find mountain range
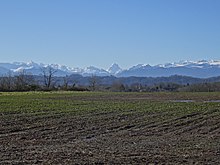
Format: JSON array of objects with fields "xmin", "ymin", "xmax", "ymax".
[{"xmin": 1, "ymin": 60, "xmax": 220, "ymax": 78}]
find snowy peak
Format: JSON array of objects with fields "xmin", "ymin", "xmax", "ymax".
[
  {"xmin": 128, "ymin": 64, "xmax": 151, "ymax": 70},
  {"xmin": 127, "ymin": 60, "xmax": 220, "ymax": 70},
  {"xmin": 108, "ymin": 63, "xmax": 122, "ymax": 75},
  {"xmin": 82, "ymin": 66, "xmax": 110, "ymax": 76},
  {"xmin": 156, "ymin": 60, "xmax": 220, "ymax": 68}
]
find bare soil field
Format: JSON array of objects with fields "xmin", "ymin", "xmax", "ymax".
[{"xmin": 0, "ymin": 92, "xmax": 220, "ymax": 164}]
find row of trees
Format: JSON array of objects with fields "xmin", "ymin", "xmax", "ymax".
[
  {"xmin": 1, "ymin": 67, "xmax": 220, "ymax": 92},
  {"xmin": 0, "ymin": 66, "xmax": 100, "ymax": 91},
  {"xmin": 0, "ymin": 71, "xmax": 34, "ymax": 91},
  {"xmin": 0, "ymin": 67, "xmax": 57, "ymax": 91}
]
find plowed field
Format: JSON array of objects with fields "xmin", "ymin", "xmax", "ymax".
[{"xmin": 0, "ymin": 92, "xmax": 220, "ymax": 164}]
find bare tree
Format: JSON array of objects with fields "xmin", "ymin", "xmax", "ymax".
[
  {"xmin": 14, "ymin": 70, "xmax": 35, "ymax": 91},
  {"xmin": 89, "ymin": 75, "xmax": 100, "ymax": 91},
  {"xmin": 62, "ymin": 75, "xmax": 69, "ymax": 90},
  {"xmin": 111, "ymin": 81, "xmax": 125, "ymax": 92},
  {"xmin": 0, "ymin": 71, "xmax": 14, "ymax": 91},
  {"xmin": 14, "ymin": 70, "xmax": 25, "ymax": 91},
  {"xmin": 41, "ymin": 66, "xmax": 57, "ymax": 89}
]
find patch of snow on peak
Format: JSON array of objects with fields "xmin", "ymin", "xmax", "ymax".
[
  {"xmin": 129, "ymin": 64, "xmax": 151, "ymax": 70},
  {"xmin": 108, "ymin": 63, "xmax": 122, "ymax": 75},
  {"xmin": 83, "ymin": 66, "xmax": 110, "ymax": 76}
]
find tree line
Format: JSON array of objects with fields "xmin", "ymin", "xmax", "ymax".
[
  {"xmin": 0, "ymin": 66, "xmax": 57, "ymax": 91},
  {"xmin": 1, "ymin": 67, "xmax": 220, "ymax": 92}
]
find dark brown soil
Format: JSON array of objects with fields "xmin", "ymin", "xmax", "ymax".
[{"xmin": 1, "ymin": 93, "xmax": 220, "ymax": 164}]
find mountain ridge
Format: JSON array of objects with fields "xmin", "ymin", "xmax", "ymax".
[{"xmin": 0, "ymin": 60, "xmax": 220, "ymax": 78}]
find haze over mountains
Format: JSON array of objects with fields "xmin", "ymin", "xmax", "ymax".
[{"xmin": 1, "ymin": 60, "xmax": 220, "ymax": 78}]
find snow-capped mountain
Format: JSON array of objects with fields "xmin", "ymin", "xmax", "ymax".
[
  {"xmin": 82, "ymin": 66, "xmax": 110, "ymax": 77},
  {"xmin": 0, "ymin": 60, "xmax": 220, "ymax": 78},
  {"xmin": 108, "ymin": 63, "xmax": 122, "ymax": 75},
  {"xmin": 0, "ymin": 61, "xmax": 113, "ymax": 77},
  {"xmin": 118, "ymin": 60, "xmax": 220, "ymax": 78}
]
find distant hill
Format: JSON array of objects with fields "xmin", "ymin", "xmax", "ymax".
[{"xmin": 43, "ymin": 74, "xmax": 220, "ymax": 87}]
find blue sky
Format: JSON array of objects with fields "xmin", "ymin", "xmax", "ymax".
[{"xmin": 0, "ymin": 0, "xmax": 220, "ymax": 69}]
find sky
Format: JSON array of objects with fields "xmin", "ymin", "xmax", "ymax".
[{"xmin": 0, "ymin": 0, "xmax": 220, "ymax": 69}]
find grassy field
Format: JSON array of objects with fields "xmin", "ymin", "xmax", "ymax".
[{"xmin": 0, "ymin": 92, "xmax": 220, "ymax": 164}]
